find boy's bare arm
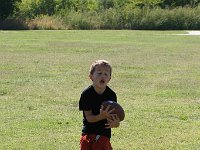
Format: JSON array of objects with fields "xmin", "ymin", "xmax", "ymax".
[
  {"xmin": 84, "ymin": 105, "xmax": 115, "ymax": 123},
  {"xmin": 84, "ymin": 110, "xmax": 105, "ymax": 122}
]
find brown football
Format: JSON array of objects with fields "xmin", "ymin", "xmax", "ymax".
[{"xmin": 102, "ymin": 101, "xmax": 125, "ymax": 121}]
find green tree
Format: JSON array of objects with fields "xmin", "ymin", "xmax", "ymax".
[
  {"xmin": 134, "ymin": 0, "xmax": 163, "ymax": 8},
  {"xmin": 29, "ymin": 0, "xmax": 56, "ymax": 16},
  {"xmin": 98, "ymin": 0, "xmax": 116, "ymax": 9},
  {"xmin": 160, "ymin": 0, "xmax": 200, "ymax": 8},
  {"xmin": 0, "ymin": 0, "xmax": 20, "ymax": 20},
  {"xmin": 17, "ymin": 0, "xmax": 56, "ymax": 18},
  {"xmin": 55, "ymin": 0, "xmax": 98, "ymax": 12}
]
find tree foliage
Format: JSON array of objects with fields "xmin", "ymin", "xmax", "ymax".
[
  {"xmin": 1, "ymin": 0, "xmax": 200, "ymax": 30},
  {"xmin": 14, "ymin": 0, "xmax": 200, "ymax": 19},
  {"xmin": 160, "ymin": 0, "xmax": 200, "ymax": 8},
  {"xmin": 0, "ymin": 0, "xmax": 20, "ymax": 20}
]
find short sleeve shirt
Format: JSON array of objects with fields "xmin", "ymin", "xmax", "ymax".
[{"xmin": 79, "ymin": 85, "xmax": 117, "ymax": 139}]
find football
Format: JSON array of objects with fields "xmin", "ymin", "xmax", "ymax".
[{"xmin": 102, "ymin": 101, "xmax": 125, "ymax": 121}]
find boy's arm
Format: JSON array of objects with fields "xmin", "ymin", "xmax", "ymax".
[
  {"xmin": 84, "ymin": 105, "xmax": 115, "ymax": 123},
  {"xmin": 84, "ymin": 110, "xmax": 105, "ymax": 123}
]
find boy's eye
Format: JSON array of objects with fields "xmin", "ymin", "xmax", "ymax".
[{"xmin": 97, "ymin": 72, "xmax": 109, "ymax": 76}]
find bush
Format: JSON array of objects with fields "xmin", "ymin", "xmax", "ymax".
[
  {"xmin": 154, "ymin": 6, "xmax": 200, "ymax": 30},
  {"xmin": 186, "ymin": 5, "xmax": 200, "ymax": 29},
  {"xmin": 100, "ymin": 8, "xmax": 120, "ymax": 29},
  {"xmin": 60, "ymin": 10, "xmax": 101, "ymax": 29},
  {"xmin": 27, "ymin": 15, "xmax": 67, "ymax": 30},
  {"xmin": 118, "ymin": 6, "xmax": 200, "ymax": 30}
]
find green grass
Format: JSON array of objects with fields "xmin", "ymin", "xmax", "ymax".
[{"xmin": 0, "ymin": 30, "xmax": 200, "ymax": 150}]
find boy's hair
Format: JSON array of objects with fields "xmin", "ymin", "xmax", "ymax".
[{"xmin": 89, "ymin": 60, "xmax": 112, "ymax": 75}]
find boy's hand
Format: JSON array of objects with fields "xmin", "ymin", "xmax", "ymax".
[
  {"xmin": 99, "ymin": 105, "xmax": 115, "ymax": 120},
  {"xmin": 105, "ymin": 114, "xmax": 120, "ymax": 128}
]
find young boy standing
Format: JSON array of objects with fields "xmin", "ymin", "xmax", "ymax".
[{"xmin": 79, "ymin": 60, "xmax": 120, "ymax": 150}]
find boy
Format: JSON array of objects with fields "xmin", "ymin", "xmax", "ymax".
[{"xmin": 79, "ymin": 60, "xmax": 120, "ymax": 150}]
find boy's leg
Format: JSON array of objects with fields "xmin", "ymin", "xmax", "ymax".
[
  {"xmin": 80, "ymin": 134, "xmax": 112, "ymax": 150},
  {"xmin": 80, "ymin": 134, "xmax": 92, "ymax": 150},
  {"xmin": 92, "ymin": 135, "xmax": 113, "ymax": 150}
]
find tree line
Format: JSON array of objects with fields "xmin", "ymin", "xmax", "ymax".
[{"xmin": 1, "ymin": 0, "xmax": 200, "ymax": 30}]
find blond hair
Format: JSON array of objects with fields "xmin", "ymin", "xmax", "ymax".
[{"xmin": 89, "ymin": 60, "xmax": 112, "ymax": 75}]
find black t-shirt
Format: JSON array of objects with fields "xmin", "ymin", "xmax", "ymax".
[{"xmin": 79, "ymin": 85, "xmax": 117, "ymax": 139}]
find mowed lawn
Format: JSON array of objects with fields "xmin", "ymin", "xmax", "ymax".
[{"xmin": 0, "ymin": 30, "xmax": 200, "ymax": 150}]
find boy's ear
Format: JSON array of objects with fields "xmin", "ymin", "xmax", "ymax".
[
  {"xmin": 108, "ymin": 76, "xmax": 111, "ymax": 81},
  {"xmin": 89, "ymin": 74, "xmax": 93, "ymax": 81}
]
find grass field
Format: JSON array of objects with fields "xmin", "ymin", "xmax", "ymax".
[{"xmin": 0, "ymin": 30, "xmax": 200, "ymax": 150}]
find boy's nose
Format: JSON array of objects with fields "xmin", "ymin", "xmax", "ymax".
[{"xmin": 101, "ymin": 74, "xmax": 106, "ymax": 78}]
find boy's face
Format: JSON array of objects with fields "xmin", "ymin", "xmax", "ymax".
[{"xmin": 90, "ymin": 65, "xmax": 111, "ymax": 91}]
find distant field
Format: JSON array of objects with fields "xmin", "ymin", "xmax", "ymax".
[{"xmin": 0, "ymin": 30, "xmax": 200, "ymax": 150}]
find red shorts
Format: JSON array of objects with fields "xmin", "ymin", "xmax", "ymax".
[{"xmin": 80, "ymin": 134, "xmax": 113, "ymax": 150}]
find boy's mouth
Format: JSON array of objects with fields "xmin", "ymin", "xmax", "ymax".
[{"xmin": 100, "ymin": 80, "xmax": 105, "ymax": 84}]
